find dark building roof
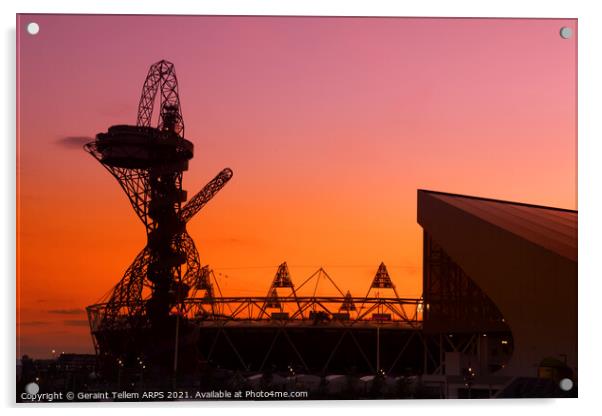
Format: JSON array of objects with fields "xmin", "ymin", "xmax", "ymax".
[
  {"xmin": 417, "ymin": 189, "xmax": 577, "ymax": 378},
  {"xmin": 419, "ymin": 190, "xmax": 577, "ymax": 262}
]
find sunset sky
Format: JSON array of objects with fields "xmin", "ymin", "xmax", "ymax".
[{"xmin": 17, "ymin": 15, "xmax": 576, "ymax": 357}]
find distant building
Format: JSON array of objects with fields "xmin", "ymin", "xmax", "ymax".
[
  {"xmin": 17, "ymin": 353, "xmax": 98, "ymax": 399},
  {"xmin": 56, "ymin": 353, "xmax": 97, "ymax": 372},
  {"xmin": 417, "ymin": 189, "xmax": 577, "ymax": 381}
]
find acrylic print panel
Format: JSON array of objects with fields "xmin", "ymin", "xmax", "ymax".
[{"xmin": 16, "ymin": 14, "xmax": 577, "ymax": 401}]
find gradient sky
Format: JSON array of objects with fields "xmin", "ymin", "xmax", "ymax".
[{"xmin": 17, "ymin": 15, "xmax": 577, "ymax": 358}]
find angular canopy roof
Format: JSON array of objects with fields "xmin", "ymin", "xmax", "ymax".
[
  {"xmin": 421, "ymin": 190, "xmax": 577, "ymax": 262},
  {"xmin": 417, "ymin": 189, "xmax": 577, "ymax": 376}
]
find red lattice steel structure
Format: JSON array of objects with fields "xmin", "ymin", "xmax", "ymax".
[
  {"xmin": 84, "ymin": 60, "xmax": 428, "ymax": 378},
  {"xmin": 85, "ymin": 60, "xmax": 233, "ymax": 335},
  {"xmin": 87, "ymin": 263, "xmax": 425, "ymax": 375},
  {"xmin": 82, "ymin": 62, "xmax": 519, "ymax": 384},
  {"xmin": 87, "ymin": 262, "xmax": 423, "ymax": 334}
]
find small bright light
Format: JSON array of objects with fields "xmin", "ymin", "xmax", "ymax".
[
  {"xmin": 559, "ymin": 378, "xmax": 573, "ymax": 391},
  {"xmin": 501, "ymin": 340, "xmax": 508, "ymax": 345},
  {"xmin": 25, "ymin": 382, "xmax": 39, "ymax": 395},
  {"xmin": 559, "ymin": 27, "xmax": 573, "ymax": 40},
  {"xmin": 26, "ymin": 22, "xmax": 40, "ymax": 35}
]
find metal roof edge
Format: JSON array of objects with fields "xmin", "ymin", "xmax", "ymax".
[{"xmin": 417, "ymin": 189, "xmax": 577, "ymax": 214}]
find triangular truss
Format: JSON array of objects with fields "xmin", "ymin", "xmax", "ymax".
[
  {"xmin": 294, "ymin": 267, "xmax": 345, "ymax": 297},
  {"xmin": 340, "ymin": 290, "xmax": 357, "ymax": 312},
  {"xmin": 285, "ymin": 266, "xmax": 349, "ymax": 318},
  {"xmin": 356, "ymin": 262, "xmax": 411, "ymax": 322},
  {"xmin": 195, "ymin": 265, "xmax": 212, "ymax": 291},
  {"xmin": 371, "ymin": 262, "xmax": 395, "ymax": 289},
  {"xmin": 272, "ymin": 262, "xmax": 294, "ymax": 288},
  {"xmin": 188, "ymin": 265, "xmax": 231, "ymax": 317},
  {"xmin": 266, "ymin": 288, "xmax": 282, "ymax": 309},
  {"xmin": 260, "ymin": 262, "xmax": 302, "ymax": 318}
]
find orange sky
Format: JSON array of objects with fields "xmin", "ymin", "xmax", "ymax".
[{"xmin": 17, "ymin": 15, "xmax": 576, "ymax": 357}]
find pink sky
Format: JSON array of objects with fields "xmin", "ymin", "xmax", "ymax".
[{"xmin": 17, "ymin": 15, "xmax": 576, "ymax": 357}]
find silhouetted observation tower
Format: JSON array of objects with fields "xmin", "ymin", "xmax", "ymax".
[{"xmin": 85, "ymin": 60, "xmax": 233, "ymax": 342}]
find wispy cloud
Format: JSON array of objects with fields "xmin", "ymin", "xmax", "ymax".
[
  {"xmin": 21, "ymin": 321, "xmax": 48, "ymax": 326},
  {"xmin": 63, "ymin": 319, "xmax": 89, "ymax": 327},
  {"xmin": 48, "ymin": 308, "xmax": 85, "ymax": 315},
  {"xmin": 55, "ymin": 136, "xmax": 92, "ymax": 149}
]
